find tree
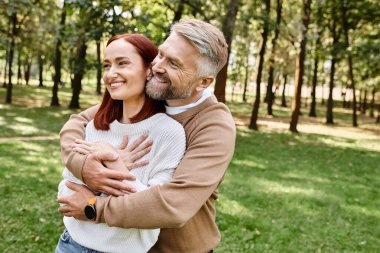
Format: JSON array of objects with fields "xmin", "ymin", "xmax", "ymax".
[
  {"xmin": 326, "ymin": 1, "xmax": 341, "ymax": 125},
  {"xmin": 5, "ymin": 11, "xmax": 17, "ymax": 104},
  {"xmin": 249, "ymin": 0, "xmax": 271, "ymax": 130},
  {"xmin": 51, "ymin": 0, "xmax": 67, "ymax": 107},
  {"xmin": 289, "ymin": 0, "xmax": 312, "ymax": 133},
  {"xmin": 214, "ymin": 0, "xmax": 242, "ymax": 103},
  {"xmin": 266, "ymin": 0, "xmax": 282, "ymax": 116},
  {"xmin": 340, "ymin": 0, "xmax": 357, "ymax": 127},
  {"xmin": 308, "ymin": 2, "xmax": 324, "ymax": 117}
]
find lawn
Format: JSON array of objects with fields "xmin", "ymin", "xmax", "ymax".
[{"xmin": 0, "ymin": 84, "xmax": 379, "ymax": 252}]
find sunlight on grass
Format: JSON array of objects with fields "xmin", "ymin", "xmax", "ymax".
[
  {"xmin": 218, "ymin": 196, "xmax": 253, "ymax": 218},
  {"xmin": 341, "ymin": 203, "xmax": 380, "ymax": 219},
  {"xmin": 231, "ymin": 159, "xmax": 267, "ymax": 170},
  {"xmin": 8, "ymin": 124, "xmax": 40, "ymax": 135},
  {"xmin": 254, "ymin": 177, "xmax": 326, "ymax": 197},
  {"xmin": 14, "ymin": 116, "xmax": 34, "ymax": 123}
]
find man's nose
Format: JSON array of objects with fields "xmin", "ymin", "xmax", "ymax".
[{"xmin": 152, "ymin": 57, "xmax": 165, "ymax": 73}]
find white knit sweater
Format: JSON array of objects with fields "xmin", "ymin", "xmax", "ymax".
[{"xmin": 58, "ymin": 113, "xmax": 186, "ymax": 253}]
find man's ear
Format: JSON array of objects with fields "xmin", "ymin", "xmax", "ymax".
[{"xmin": 195, "ymin": 76, "xmax": 214, "ymax": 92}]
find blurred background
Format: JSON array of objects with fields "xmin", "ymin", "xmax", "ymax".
[{"xmin": 0, "ymin": 0, "xmax": 379, "ymax": 252}]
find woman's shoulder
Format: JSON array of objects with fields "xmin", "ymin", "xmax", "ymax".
[
  {"xmin": 150, "ymin": 113, "xmax": 185, "ymax": 137},
  {"xmin": 153, "ymin": 113, "xmax": 183, "ymax": 128}
]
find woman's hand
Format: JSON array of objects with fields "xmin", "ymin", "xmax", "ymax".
[
  {"xmin": 71, "ymin": 133, "xmax": 153, "ymax": 170},
  {"xmin": 117, "ymin": 134, "xmax": 153, "ymax": 170}
]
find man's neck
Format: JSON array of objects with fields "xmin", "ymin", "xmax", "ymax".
[{"xmin": 166, "ymin": 91, "xmax": 202, "ymax": 107}]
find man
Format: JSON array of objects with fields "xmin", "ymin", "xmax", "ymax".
[{"xmin": 58, "ymin": 19, "xmax": 236, "ymax": 252}]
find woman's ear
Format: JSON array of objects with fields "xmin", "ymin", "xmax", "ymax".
[{"xmin": 195, "ymin": 76, "xmax": 214, "ymax": 92}]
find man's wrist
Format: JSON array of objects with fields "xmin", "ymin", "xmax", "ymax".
[{"xmin": 84, "ymin": 197, "xmax": 97, "ymax": 220}]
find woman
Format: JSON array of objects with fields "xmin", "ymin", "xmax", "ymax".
[{"xmin": 55, "ymin": 34, "xmax": 186, "ymax": 253}]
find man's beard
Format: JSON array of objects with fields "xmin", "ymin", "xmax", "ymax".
[{"xmin": 146, "ymin": 73, "xmax": 192, "ymax": 100}]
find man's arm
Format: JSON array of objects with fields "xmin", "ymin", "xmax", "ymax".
[
  {"xmin": 95, "ymin": 106, "xmax": 236, "ymax": 228},
  {"xmin": 60, "ymin": 105, "xmax": 99, "ymax": 180},
  {"xmin": 60, "ymin": 106, "xmax": 152, "ymax": 195}
]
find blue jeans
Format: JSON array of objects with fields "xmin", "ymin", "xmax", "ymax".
[{"xmin": 55, "ymin": 229, "xmax": 102, "ymax": 253}]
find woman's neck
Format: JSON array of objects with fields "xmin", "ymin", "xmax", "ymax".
[{"xmin": 121, "ymin": 96, "xmax": 145, "ymax": 124}]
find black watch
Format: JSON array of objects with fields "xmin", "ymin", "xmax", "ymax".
[{"xmin": 84, "ymin": 197, "xmax": 96, "ymax": 220}]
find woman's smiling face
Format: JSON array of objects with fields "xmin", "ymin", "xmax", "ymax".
[{"xmin": 103, "ymin": 39, "xmax": 149, "ymax": 102}]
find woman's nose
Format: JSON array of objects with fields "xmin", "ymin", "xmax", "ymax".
[{"xmin": 106, "ymin": 66, "xmax": 118, "ymax": 78}]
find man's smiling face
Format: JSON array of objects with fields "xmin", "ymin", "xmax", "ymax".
[{"xmin": 146, "ymin": 32, "xmax": 202, "ymax": 104}]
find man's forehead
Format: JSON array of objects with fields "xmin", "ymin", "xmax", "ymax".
[{"xmin": 159, "ymin": 33, "xmax": 198, "ymax": 56}]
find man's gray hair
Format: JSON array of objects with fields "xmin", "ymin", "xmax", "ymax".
[{"xmin": 171, "ymin": 19, "xmax": 228, "ymax": 77}]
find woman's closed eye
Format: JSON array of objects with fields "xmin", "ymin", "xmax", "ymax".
[{"xmin": 119, "ymin": 61, "xmax": 130, "ymax": 66}]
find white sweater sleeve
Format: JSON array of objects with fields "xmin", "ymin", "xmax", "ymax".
[
  {"xmin": 147, "ymin": 121, "xmax": 186, "ymax": 187},
  {"xmin": 122, "ymin": 121, "xmax": 186, "ymax": 191}
]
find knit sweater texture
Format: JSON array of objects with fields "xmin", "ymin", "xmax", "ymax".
[
  {"xmin": 60, "ymin": 95, "xmax": 236, "ymax": 253},
  {"xmin": 58, "ymin": 113, "xmax": 185, "ymax": 253}
]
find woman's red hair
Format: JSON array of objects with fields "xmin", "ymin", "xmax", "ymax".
[{"xmin": 94, "ymin": 34, "xmax": 164, "ymax": 130}]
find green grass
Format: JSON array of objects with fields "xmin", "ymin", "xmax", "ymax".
[
  {"xmin": 0, "ymin": 140, "xmax": 64, "ymax": 252},
  {"xmin": 215, "ymin": 129, "xmax": 379, "ymax": 252},
  {"xmin": 0, "ymin": 83, "xmax": 379, "ymax": 252}
]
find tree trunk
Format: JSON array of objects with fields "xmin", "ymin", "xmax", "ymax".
[
  {"xmin": 369, "ymin": 88, "xmax": 375, "ymax": 118},
  {"xmin": 38, "ymin": 50, "xmax": 43, "ymax": 87},
  {"xmin": 214, "ymin": 0, "xmax": 241, "ymax": 103},
  {"xmin": 361, "ymin": 89, "xmax": 367, "ymax": 115},
  {"xmin": 289, "ymin": 0, "xmax": 312, "ymax": 132},
  {"xmin": 249, "ymin": 0, "xmax": 271, "ymax": 130},
  {"xmin": 342, "ymin": 88, "xmax": 347, "ymax": 108},
  {"xmin": 326, "ymin": 13, "xmax": 339, "ymax": 125},
  {"xmin": 242, "ymin": 46, "xmax": 250, "ymax": 103},
  {"xmin": 69, "ymin": 37, "xmax": 87, "ymax": 109},
  {"xmin": 281, "ymin": 73, "xmax": 287, "ymax": 107},
  {"xmin": 51, "ymin": 0, "xmax": 66, "ymax": 107},
  {"xmin": 376, "ymin": 104, "xmax": 380, "ymax": 123},
  {"xmin": 340, "ymin": 0, "xmax": 357, "ymax": 127},
  {"xmin": 2, "ymin": 49, "xmax": 8, "ymax": 87},
  {"xmin": 326, "ymin": 58, "xmax": 336, "ymax": 124},
  {"xmin": 172, "ymin": 0, "xmax": 184, "ymax": 25},
  {"xmin": 267, "ymin": 0, "xmax": 283, "ymax": 116},
  {"xmin": 6, "ymin": 12, "xmax": 17, "ymax": 104},
  {"xmin": 96, "ymin": 39, "xmax": 102, "ymax": 95},
  {"xmin": 309, "ymin": 39, "xmax": 320, "ymax": 117},
  {"xmin": 17, "ymin": 51, "xmax": 22, "ymax": 85},
  {"xmin": 24, "ymin": 57, "xmax": 31, "ymax": 86}
]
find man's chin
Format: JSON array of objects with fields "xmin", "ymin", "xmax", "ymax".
[{"xmin": 146, "ymin": 81, "xmax": 170, "ymax": 100}]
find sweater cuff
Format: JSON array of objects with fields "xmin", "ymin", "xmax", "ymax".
[
  {"xmin": 95, "ymin": 196, "xmax": 109, "ymax": 224},
  {"xmin": 67, "ymin": 153, "xmax": 87, "ymax": 181}
]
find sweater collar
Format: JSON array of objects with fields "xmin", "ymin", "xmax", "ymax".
[
  {"xmin": 165, "ymin": 88, "xmax": 213, "ymax": 115},
  {"xmin": 169, "ymin": 95, "xmax": 218, "ymax": 123}
]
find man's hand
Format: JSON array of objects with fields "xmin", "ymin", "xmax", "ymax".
[
  {"xmin": 82, "ymin": 152, "xmax": 137, "ymax": 196},
  {"xmin": 57, "ymin": 182, "xmax": 95, "ymax": 220}
]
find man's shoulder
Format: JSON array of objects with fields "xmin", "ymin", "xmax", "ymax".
[{"xmin": 197, "ymin": 101, "xmax": 234, "ymax": 124}]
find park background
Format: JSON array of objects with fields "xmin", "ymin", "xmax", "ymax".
[{"xmin": 0, "ymin": 0, "xmax": 379, "ymax": 252}]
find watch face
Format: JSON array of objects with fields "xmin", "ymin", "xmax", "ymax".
[{"xmin": 84, "ymin": 205, "xmax": 96, "ymax": 220}]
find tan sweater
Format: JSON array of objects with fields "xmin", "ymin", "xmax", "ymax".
[{"xmin": 60, "ymin": 95, "xmax": 236, "ymax": 253}]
